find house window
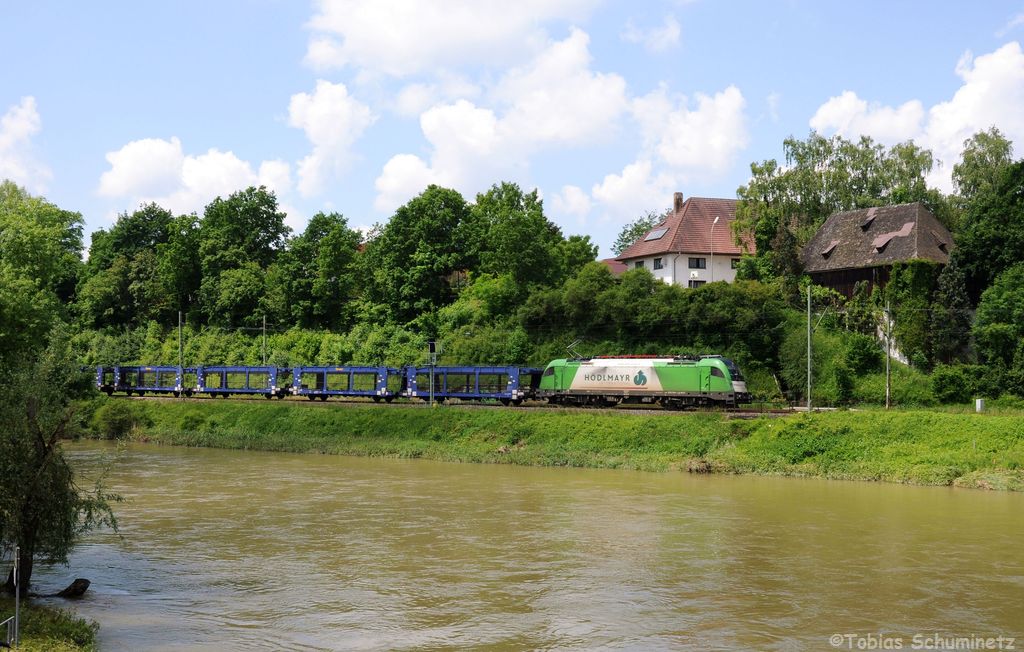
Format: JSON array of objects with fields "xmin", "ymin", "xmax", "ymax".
[
  {"xmin": 634, "ymin": 261, "xmax": 644, "ymax": 270},
  {"xmin": 688, "ymin": 257, "xmax": 706, "ymax": 269},
  {"xmin": 653, "ymin": 258, "xmax": 663, "ymax": 270},
  {"xmin": 688, "ymin": 280, "xmax": 706, "ymax": 289},
  {"xmin": 731, "ymin": 258, "xmax": 740, "ymax": 269}
]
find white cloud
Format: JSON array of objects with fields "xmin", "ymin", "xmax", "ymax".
[
  {"xmin": 633, "ymin": 84, "xmax": 749, "ymax": 173},
  {"xmin": 0, "ymin": 96, "xmax": 52, "ymax": 191},
  {"xmin": 767, "ymin": 91, "xmax": 781, "ymax": 123},
  {"xmin": 923, "ymin": 42, "xmax": 1024, "ymax": 188},
  {"xmin": 621, "ymin": 15, "xmax": 681, "ymax": 52},
  {"xmin": 373, "ymin": 100, "xmax": 509, "ymax": 211},
  {"xmin": 591, "ymin": 159, "xmax": 676, "ymax": 219},
  {"xmin": 304, "ymin": 0, "xmax": 598, "ymax": 76},
  {"xmin": 809, "ymin": 90, "xmax": 925, "ymax": 144},
  {"xmin": 996, "ymin": 13, "xmax": 1024, "ymax": 37},
  {"xmin": 807, "ymin": 42, "xmax": 1024, "ymax": 191},
  {"xmin": 288, "ymin": 80, "xmax": 376, "ymax": 197},
  {"xmin": 552, "ymin": 184, "xmax": 592, "ymax": 222},
  {"xmin": 258, "ymin": 160, "xmax": 292, "ymax": 196},
  {"xmin": 374, "ymin": 154, "xmax": 438, "ymax": 212},
  {"xmin": 98, "ymin": 136, "xmax": 185, "ymax": 198},
  {"xmin": 278, "ymin": 201, "xmax": 307, "ymax": 233},
  {"xmin": 97, "ymin": 137, "xmax": 293, "ymax": 216},
  {"xmin": 393, "ymin": 74, "xmax": 481, "ymax": 117},
  {"xmin": 374, "ymin": 29, "xmax": 628, "ymax": 212},
  {"xmin": 496, "ymin": 28, "xmax": 629, "ymax": 146}
]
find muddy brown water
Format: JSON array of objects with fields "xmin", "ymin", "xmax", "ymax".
[{"xmin": 34, "ymin": 441, "xmax": 1023, "ymax": 651}]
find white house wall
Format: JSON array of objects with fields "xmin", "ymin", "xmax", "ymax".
[{"xmin": 628, "ymin": 254, "xmax": 741, "ymax": 287}]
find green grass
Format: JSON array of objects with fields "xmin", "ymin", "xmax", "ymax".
[
  {"xmin": 0, "ymin": 597, "xmax": 98, "ymax": 652},
  {"xmin": 102, "ymin": 399, "xmax": 1024, "ymax": 490},
  {"xmin": 709, "ymin": 410, "xmax": 1024, "ymax": 487}
]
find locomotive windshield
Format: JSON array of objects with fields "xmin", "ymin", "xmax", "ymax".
[{"xmin": 722, "ymin": 359, "xmax": 745, "ymax": 381}]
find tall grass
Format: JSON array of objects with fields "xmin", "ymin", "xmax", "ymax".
[{"xmin": 103, "ymin": 399, "xmax": 1024, "ymax": 490}]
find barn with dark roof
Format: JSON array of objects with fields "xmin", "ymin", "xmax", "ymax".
[
  {"xmin": 802, "ymin": 202, "xmax": 953, "ymax": 297},
  {"xmin": 616, "ymin": 192, "xmax": 755, "ymax": 288}
]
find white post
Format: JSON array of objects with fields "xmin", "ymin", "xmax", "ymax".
[
  {"xmin": 710, "ymin": 215, "xmax": 720, "ymax": 283},
  {"xmin": 262, "ymin": 315, "xmax": 267, "ymax": 366},
  {"xmin": 885, "ymin": 301, "xmax": 891, "ymax": 410},
  {"xmin": 807, "ymin": 286, "xmax": 812, "ymax": 411}
]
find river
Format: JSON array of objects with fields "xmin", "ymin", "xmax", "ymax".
[{"xmin": 34, "ymin": 442, "xmax": 1024, "ymax": 651}]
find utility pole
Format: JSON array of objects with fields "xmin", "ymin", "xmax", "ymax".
[
  {"xmin": 14, "ymin": 545, "xmax": 20, "ymax": 647},
  {"xmin": 178, "ymin": 310, "xmax": 183, "ymax": 369},
  {"xmin": 885, "ymin": 301, "xmax": 891, "ymax": 410},
  {"xmin": 428, "ymin": 341, "xmax": 437, "ymax": 407},
  {"xmin": 262, "ymin": 314, "xmax": 267, "ymax": 366},
  {"xmin": 806, "ymin": 285, "xmax": 812, "ymax": 411}
]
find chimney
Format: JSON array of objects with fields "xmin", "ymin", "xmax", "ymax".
[{"xmin": 673, "ymin": 192, "xmax": 684, "ymax": 213}]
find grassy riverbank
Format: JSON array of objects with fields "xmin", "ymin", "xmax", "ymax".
[
  {"xmin": 0, "ymin": 598, "xmax": 98, "ymax": 652},
  {"xmin": 99, "ymin": 399, "xmax": 1024, "ymax": 490}
]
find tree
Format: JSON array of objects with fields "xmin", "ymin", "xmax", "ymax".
[
  {"xmin": 156, "ymin": 214, "xmax": 202, "ymax": 319},
  {"xmin": 79, "ymin": 204, "xmax": 180, "ymax": 329},
  {"xmin": 1, "ymin": 335, "xmax": 119, "ymax": 596},
  {"xmin": 0, "ymin": 182, "xmax": 83, "ymax": 357},
  {"xmin": 198, "ymin": 187, "xmax": 290, "ymax": 325},
  {"xmin": 951, "ymin": 161, "xmax": 1024, "ymax": 303},
  {"xmin": 361, "ymin": 185, "xmax": 474, "ymax": 324},
  {"xmin": 473, "ymin": 183, "xmax": 563, "ymax": 288},
  {"xmin": 612, "ymin": 210, "xmax": 664, "ymax": 255},
  {"xmin": 199, "ymin": 186, "xmax": 290, "ymax": 276},
  {"xmin": 0, "ymin": 181, "xmax": 84, "ymax": 309},
  {"xmin": 929, "ymin": 257, "xmax": 973, "ymax": 364},
  {"xmin": 557, "ymin": 234, "xmax": 599, "ymax": 281},
  {"xmin": 973, "ymin": 263, "xmax": 1024, "ymax": 367},
  {"xmin": 307, "ymin": 213, "xmax": 362, "ymax": 329},
  {"xmin": 953, "ymin": 127, "xmax": 1014, "ymax": 202}
]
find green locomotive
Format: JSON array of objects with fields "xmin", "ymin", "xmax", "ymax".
[{"xmin": 538, "ymin": 355, "xmax": 750, "ymax": 408}]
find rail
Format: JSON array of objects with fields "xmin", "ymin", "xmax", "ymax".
[{"xmin": 1, "ymin": 614, "xmax": 13, "ymax": 648}]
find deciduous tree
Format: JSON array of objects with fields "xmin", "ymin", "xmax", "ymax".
[{"xmin": 1, "ymin": 334, "xmax": 119, "ymax": 596}]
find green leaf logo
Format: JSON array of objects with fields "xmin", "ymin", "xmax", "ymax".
[{"xmin": 634, "ymin": 370, "xmax": 647, "ymax": 386}]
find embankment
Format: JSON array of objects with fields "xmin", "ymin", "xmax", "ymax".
[{"xmin": 105, "ymin": 399, "xmax": 1024, "ymax": 490}]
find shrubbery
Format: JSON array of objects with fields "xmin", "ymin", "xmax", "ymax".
[
  {"xmin": 931, "ymin": 364, "xmax": 986, "ymax": 404},
  {"xmin": 91, "ymin": 399, "xmax": 152, "ymax": 439}
]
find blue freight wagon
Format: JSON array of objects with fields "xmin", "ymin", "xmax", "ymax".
[
  {"xmin": 401, "ymin": 366, "xmax": 542, "ymax": 405},
  {"xmin": 196, "ymin": 366, "xmax": 289, "ymax": 398},
  {"xmin": 96, "ymin": 365, "xmax": 193, "ymax": 397},
  {"xmin": 290, "ymin": 366, "xmax": 401, "ymax": 402}
]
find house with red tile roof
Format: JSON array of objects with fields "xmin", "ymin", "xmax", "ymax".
[
  {"xmin": 599, "ymin": 258, "xmax": 628, "ymax": 276},
  {"xmin": 616, "ymin": 193, "xmax": 754, "ymax": 287}
]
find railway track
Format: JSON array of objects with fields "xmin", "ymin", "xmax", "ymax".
[{"xmin": 110, "ymin": 393, "xmax": 792, "ymax": 418}]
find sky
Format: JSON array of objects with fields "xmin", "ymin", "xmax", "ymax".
[{"xmin": 3, "ymin": 1, "xmax": 1024, "ymax": 257}]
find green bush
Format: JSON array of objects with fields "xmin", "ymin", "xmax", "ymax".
[
  {"xmin": 91, "ymin": 399, "xmax": 152, "ymax": 439},
  {"xmin": 834, "ymin": 363, "xmax": 854, "ymax": 405},
  {"xmin": 845, "ymin": 333, "xmax": 883, "ymax": 375},
  {"xmin": 931, "ymin": 364, "xmax": 984, "ymax": 404}
]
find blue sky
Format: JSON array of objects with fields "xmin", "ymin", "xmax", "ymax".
[{"xmin": 3, "ymin": 1, "xmax": 1023, "ymax": 257}]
